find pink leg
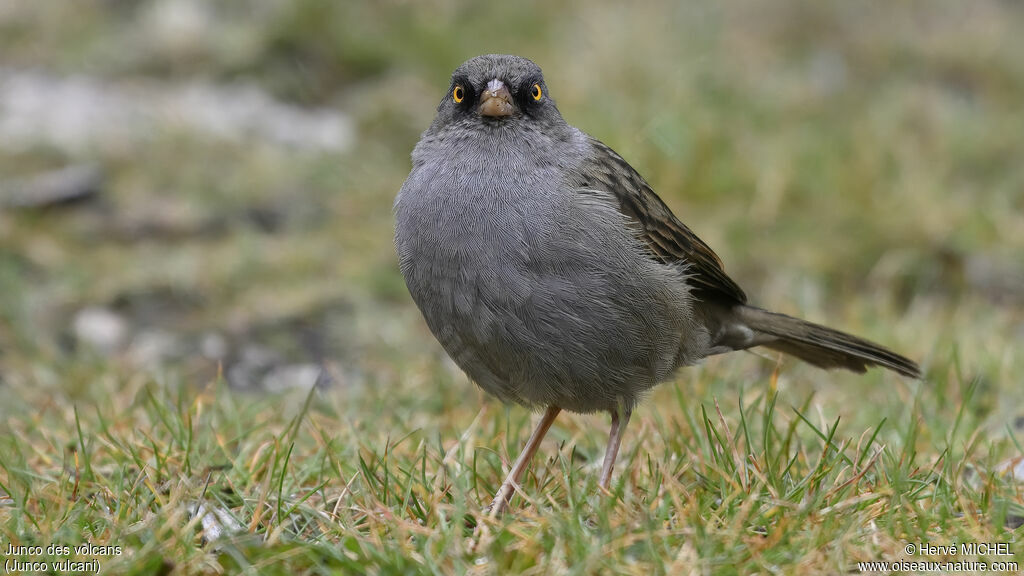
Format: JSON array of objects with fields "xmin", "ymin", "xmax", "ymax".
[
  {"xmin": 599, "ymin": 407, "xmax": 632, "ymax": 490},
  {"xmin": 487, "ymin": 406, "xmax": 561, "ymax": 516}
]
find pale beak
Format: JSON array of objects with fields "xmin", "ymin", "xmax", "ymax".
[{"xmin": 479, "ymin": 79, "xmax": 514, "ymax": 117}]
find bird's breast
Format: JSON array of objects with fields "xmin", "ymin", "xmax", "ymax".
[{"xmin": 397, "ymin": 146, "xmax": 563, "ymax": 261}]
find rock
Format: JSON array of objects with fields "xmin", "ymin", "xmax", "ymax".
[
  {"xmin": 965, "ymin": 254, "xmax": 1024, "ymax": 304},
  {"xmin": 807, "ymin": 49, "xmax": 848, "ymax": 97},
  {"xmin": 72, "ymin": 307, "xmax": 130, "ymax": 355},
  {"xmin": 141, "ymin": 0, "xmax": 213, "ymax": 59},
  {"xmin": 110, "ymin": 198, "xmax": 228, "ymax": 242},
  {"xmin": 0, "ymin": 70, "xmax": 355, "ymax": 153},
  {"xmin": 226, "ymin": 344, "xmax": 281, "ymax": 390},
  {"xmin": 200, "ymin": 332, "xmax": 229, "ymax": 360},
  {"xmin": 261, "ymin": 363, "xmax": 326, "ymax": 393},
  {"xmin": 188, "ymin": 502, "xmax": 243, "ymax": 543},
  {"xmin": 128, "ymin": 329, "xmax": 182, "ymax": 367},
  {"xmin": 111, "ymin": 286, "xmax": 204, "ymax": 327},
  {"xmin": 0, "ymin": 164, "xmax": 103, "ymax": 209},
  {"xmin": 996, "ymin": 456, "xmax": 1024, "ymax": 481}
]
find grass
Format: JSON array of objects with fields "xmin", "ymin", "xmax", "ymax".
[
  {"xmin": 2, "ymin": 350, "xmax": 1022, "ymax": 574},
  {"xmin": 1, "ymin": 0, "xmax": 1024, "ymax": 574}
]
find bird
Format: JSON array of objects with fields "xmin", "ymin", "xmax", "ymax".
[{"xmin": 393, "ymin": 54, "xmax": 920, "ymax": 516}]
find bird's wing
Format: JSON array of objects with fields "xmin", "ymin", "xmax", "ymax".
[{"xmin": 573, "ymin": 137, "xmax": 748, "ymax": 304}]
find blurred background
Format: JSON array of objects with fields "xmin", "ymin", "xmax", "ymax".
[{"xmin": 0, "ymin": 0, "xmax": 1022, "ymax": 420}]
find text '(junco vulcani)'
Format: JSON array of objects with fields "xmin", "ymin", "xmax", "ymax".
[{"xmin": 394, "ymin": 54, "xmax": 920, "ymax": 515}]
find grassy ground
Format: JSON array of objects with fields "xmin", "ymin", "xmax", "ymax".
[{"xmin": 1, "ymin": 1, "xmax": 1023, "ymax": 574}]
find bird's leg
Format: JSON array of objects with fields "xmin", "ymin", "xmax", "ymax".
[
  {"xmin": 487, "ymin": 405, "xmax": 561, "ymax": 516},
  {"xmin": 599, "ymin": 404, "xmax": 632, "ymax": 490}
]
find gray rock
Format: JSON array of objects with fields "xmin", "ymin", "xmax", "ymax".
[
  {"xmin": 128, "ymin": 329, "xmax": 182, "ymax": 367},
  {"xmin": 0, "ymin": 70, "xmax": 355, "ymax": 153},
  {"xmin": 141, "ymin": 0, "xmax": 213, "ymax": 57},
  {"xmin": 0, "ymin": 164, "xmax": 103, "ymax": 209},
  {"xmin": 996, "ymin": 456, "xmax": 1024, "ymax": 481},
  {"xmin": 72, "ymin": 307, "xmax": 130, "ymax": 355},
  {"xmin": 226, "ymin": 344, "xmax": 281, "ymax": 390},
  {"xmin": 188, "ymin": 502, "xmax": 243, "ymax": 543},
  {"xmin": 261, "ymin": 363, "xmax": 325, "ymax": 393},
  {"xmin": 200, "ymin": 332, "xmax": 229, "ymax": 360}
]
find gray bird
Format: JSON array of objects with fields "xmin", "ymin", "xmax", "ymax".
[{"xmin": 394, "ymin": 54, "xmax": 920, "ymax": 515}]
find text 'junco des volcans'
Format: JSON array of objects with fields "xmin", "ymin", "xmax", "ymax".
[{"xmin": 394, "ymin": 54, "xmax": 920, "ymax": 515}]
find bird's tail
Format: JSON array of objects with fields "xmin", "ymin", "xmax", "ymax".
[{"xmin": 736, "ymin": 306, "xmax": 921, "ymax": 379}]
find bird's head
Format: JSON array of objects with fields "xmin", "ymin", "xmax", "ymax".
[{"xmin": 427, "ymin": 54, "xmax": 566, "ymax": 135}]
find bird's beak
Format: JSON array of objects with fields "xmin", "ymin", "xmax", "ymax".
[{"xmin": 478, "ymin": 79, "xmax": 515, "ymax": 117}]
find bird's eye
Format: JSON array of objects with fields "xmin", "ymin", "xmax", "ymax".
[
  {"xmin": 531, "ymin": 83, "xmax": 543, "ymax": 101},
  {"xmin": 452, "ymin": 85, "xmax": 465, "ymax": 103}
]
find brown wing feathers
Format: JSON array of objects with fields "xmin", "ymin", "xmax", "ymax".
[{"xmin": 581, "ymin": 139, "xmax": 748, "ymax": 304}]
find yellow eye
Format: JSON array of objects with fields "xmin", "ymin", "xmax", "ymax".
[
  {"xmin": 452, "ymin": 85, "xmax": 465, "ymax": 103},
  {"xmin": 531, "ymin": 83, "xmax": 543, "ymax": 101}
]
